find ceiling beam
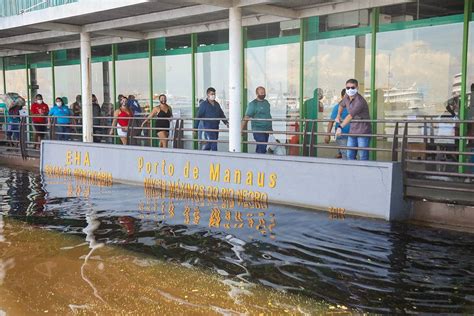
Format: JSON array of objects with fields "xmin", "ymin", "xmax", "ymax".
[
  {"xmin": 82, "ymin": 4, "xmax": 227, "ymax": 33},
  {"xmin": 0, "ymin": 49, "xmax": 39, "ymax": 57},
  {"xmin": 94, "ymin": 30, "xmax": 146, "ymax": 40},
  {"xmin": 0, "ymin": 43, "xmax": 47, "ymax": 52},
  {"xmin": 33, "ymin": 22, "xmax": 82, "ymax": 33},
  {"xmin": 0, "ymin": 31, "xmax": 73, "ymax": 45},
  {"xmin": 245, "ymin": 4, "xmax": 298, "ymax": 19}
]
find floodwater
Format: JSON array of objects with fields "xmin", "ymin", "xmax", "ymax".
[{"xmin": 0, "ymin": 167, "xmax": 473, "ymax": 314}]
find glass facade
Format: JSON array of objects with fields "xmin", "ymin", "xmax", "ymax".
[
  {"xmin": 246, "ymin": 22, "xmax": 301, "ymax": 153},
  {"xmin": 0, "ymin": 0, "xmax": 470, "ymax": 157},
  {"xmin": 116, "ymin": 41, "xmax": 150, "ymax": 112},
  {"xmin": 28, "ymin": 52, "xmax": 53, "ymax": 105},
  {"xmin": 4, "ymin": 56, "xmax": 28, "ymax": 102},
  {"xmin": 153, "ymin": 36, "xmax": 193, "ymax": 148},
  {"xmin": 91, "ymin": 45, "xmax": 113, "ymax": 109},
  {"xmin": 54, "ymin": 49, "xmax": 81, "ymax": 107},
  {"xmin": 376, "ymin": 21, "xmax": 463, "ymax": 120}
]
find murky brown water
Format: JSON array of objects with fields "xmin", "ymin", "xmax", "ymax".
[
  {"xmin": 2, "ymin": 167, "xmax": 474, "ymax": 314},
  {"xmin": 0, "ymin": 217, "xmax": 345, "ymax": 315}
]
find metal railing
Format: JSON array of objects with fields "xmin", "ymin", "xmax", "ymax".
[{"xmin": 0, "ymin": 113, "xmax": 473, "ymax": 204}]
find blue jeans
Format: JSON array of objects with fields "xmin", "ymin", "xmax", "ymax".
[
  {"xmin": 347, "ymin": 136, "xmax": 370, "ymax": 161},
  {"xmin": 253, "ymin": 132, "xmax": 269, "ymax": 154},
  {"xmin": 203, "ymin": 131, "xmax": 218, "ymax": 151},
  {"xmin": 56, "ymin": 126, "xmax": 70, "ymax": 141},
  {"xmin": 335, "ymin": 136, "xmax": 348, "ymax": 159}
]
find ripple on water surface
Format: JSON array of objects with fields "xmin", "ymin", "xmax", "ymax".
[{"xmin": 0, "ymin": 166, "xmax": 473, "ymax": 314}]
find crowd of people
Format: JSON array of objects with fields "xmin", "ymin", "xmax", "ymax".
[{"xmin": 2, "ymin": 78, "xmax": 382, "ymax": 161}]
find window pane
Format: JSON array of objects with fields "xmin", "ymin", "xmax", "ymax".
[
  {"xmin": 54, "ymin": 49, "xmax": 81, "ymax": 106},
  {"xmin": 380, "ymin": 0, "xmax": 463, "ymax": 21},
  {"xmin": 376, "ymin": 23, "xmax": 462, "ymax": 119},
  {"xmin": 29, "ymin": 52, "xmax": 53, "ymax": 105},
  {"xmin": 54, "ymin": 64, "xmax": 80, "ymax": 107},
  {"xmin": 152, "ymin": 53, "xmax": 192, "ymax": 148},
  {"xmin": 116, "ymin": 41, "xmax": 150, "ymax": 111},
  {"xmin": 303, "ymin": 34, "xmax": 371, "ymax": 157},
  {"xmin": 91, "ymin": 45, "xmax": 113, "ymax": 115},
  {"xmin": 245, "ymin": 42, "xmax": 300, "ymax": 150},
  {"xmin": 4, "ymin": 56, "xmax": 27, "ymax": 102}
]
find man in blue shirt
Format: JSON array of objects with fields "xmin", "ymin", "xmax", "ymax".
[
  {"xmin": 325, "ymin": 89, "xmax": 349, "ymax": 159},
  {"xmin": 194, "ymin": 87, "xmax": 228, "ymax": 151}
]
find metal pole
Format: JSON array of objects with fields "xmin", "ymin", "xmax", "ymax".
[
  {"xmin": 2, "ymin": 57, "xmax": 6, "ymax": 94},
  {"xmin": 51, "ymin": 51, "xmax": 55, "ymax": 105},
  {"xmin": 191, "ymin": 33, "xmax": 198, "ymax": 150},
  {"xmin": 370, "ymin": 7, "xmax": 379, "ymax": 161},
  {"xmin": 80, "ymin": 32, "xmax": 93, "ymax": 143},
  {"xmin": 459, "ymin": 0, "xmax": 472, "ymax": 173},
  {"xmin": 299, "ymin": 18, "xmax": 305, "ymax": 156},
  {"xmin": 229, "ymin": 6, "xmax": 243, "ymax": 152}
]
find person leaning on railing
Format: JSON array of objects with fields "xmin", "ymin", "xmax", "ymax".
[
  {"xmin": 335, "ymin": 79, "xmax": 372, "ymax": 161},
  {"xmin": 6, "ymin": 102, "xmax": 21, "ymax": 146},
  {"xmin": 49, "ymin": 97, "xmax": 73, "ymax": 141},
  {"xmin": 325, "ymin": 88, "xmax": 349, "ymax": 159}
]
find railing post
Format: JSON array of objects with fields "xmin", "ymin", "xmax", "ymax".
[
  {"xmin": 401, "ymin": 122, "xmax": 409, "ymax": 198},
  {"xmin": 391, "ymin": 122, "xmax": 399, "ymax": 162},
  {"xmin": 19, "ymin": 116, "xmax": 27, "ymax": 160},
  {"xmin": 309, "ymin": 120, "xmax": 316, "ymax": 157},
  {"xmin": 173, "ymin": 118, "xmax": 179, "ymax": 149},
  {"xmin": 302, "ymin": 119, "xmax": 309, "ymax": 156}
]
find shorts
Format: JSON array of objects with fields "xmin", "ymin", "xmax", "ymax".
[
  {"xmin": 33, "ymin": 124, "xmax": 47, "ymax": 133},
  {"xmin": 117, "ymin": 124, "xmax": 128, "ymax": 137}
]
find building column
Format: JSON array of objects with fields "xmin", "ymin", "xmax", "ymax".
[
  {"xmin": 229, "ymin": 7, "xmax": 243, "ymax": 152},
  {"xmin": 80, "ymin": 32, "xmax": 93, "ymax": 143}
]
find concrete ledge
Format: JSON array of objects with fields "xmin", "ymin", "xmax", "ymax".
[
  {"xmin": 410, "ymin": 200, "xmax": 474, "ymax": 232},
  {"xmin": 0, "ymin": 152, "xmax": 40, "ymax": 170},
  {"xmin": 40, "ymin": 140, "xmax": 408, "ymax": 221}
]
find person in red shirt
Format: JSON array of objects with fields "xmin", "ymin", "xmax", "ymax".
[{"xmin": 30, "ymin": 94, "xmax": 49, "ymax": 149}]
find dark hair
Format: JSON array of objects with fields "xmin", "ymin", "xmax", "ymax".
[
  {"xmin": 346, "ymin": 79, "xmax": 358, "ymax": 86},
  {"xmin": 207, "ymin": 87, "xmax": 216, "ymax": 94},
  {"xmin": 341, "ymin": 88, "xmax": 346, "ymax": 98},
  {"xmin": 55, "ymin": 97, "xmax": 63, "ymax": 104},
  {"xmin": 158, "ymin": 94, "xmax": 166, "ymax": 99},
  {"xmin": 35, "ymin": 94, "xmax": 43, "ymax": 99}
]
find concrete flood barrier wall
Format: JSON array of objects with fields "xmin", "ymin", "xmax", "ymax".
[{"xmin": 40, "ymin": 141, "xmax": 408, "ymax": 221}]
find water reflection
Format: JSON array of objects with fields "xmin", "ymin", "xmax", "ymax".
[{"xmin": 1, "ymin": 166, "xmax": 474, "ymax": 313}]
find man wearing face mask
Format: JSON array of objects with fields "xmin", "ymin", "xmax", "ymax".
[
  {"xmin": 335, "ymin": 79, "xmax": 371, "ymax": 161},
  {"xmin": 30, "ymin": 94, "xmax": 49, "ymax": 149},
  {"xmin": 241, "ymin": 86, "xmax": 273, "ymax": 154},
  {"xmin": 194, "ymin": 87, "xmax": 228, "ymax": 151}
]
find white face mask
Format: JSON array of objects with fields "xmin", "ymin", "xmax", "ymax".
[
  {"xmin": 346, "ymin": 88, "xmax": 358, "ymax": 97},
  {"xmin": 208, "ymin": 95, "xmax": 216, "ymax": 101},
  {"xmin": 56, "ymin": 102, "xmax": 62, "ymax": 106},
  {"xmin": 37, "ymin": 100, "xmax": 43, "ymax": 104}
]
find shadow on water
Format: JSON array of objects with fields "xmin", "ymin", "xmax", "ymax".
[{"xmin": 1, "ymin": 166, "xmax": 474, "ymax": 314}]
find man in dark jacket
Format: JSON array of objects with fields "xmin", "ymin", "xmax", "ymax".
[
  {"xmin": 194, "ymin": 87, "xmax": 228, "ymax": 151},
  {"xmin": 92, "ymin": 94, "xmax": 102, "ymax": 143}
]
